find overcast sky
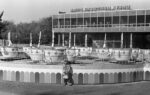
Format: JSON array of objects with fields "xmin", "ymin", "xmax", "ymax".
[{"xmin": 0, "ymin": 0, "xmax": 150, "ymax": 24}]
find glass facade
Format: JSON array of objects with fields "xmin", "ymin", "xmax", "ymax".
[{"xmin": 53, "ymin": 9, "xmax": 150, "ymax": 32}]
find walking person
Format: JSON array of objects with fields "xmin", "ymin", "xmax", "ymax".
[{"xmin": 62, "ymin": 61, "xmax": 73, "ymax": 86}]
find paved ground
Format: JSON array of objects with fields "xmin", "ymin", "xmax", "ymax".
[{"xmin": 0, "ymin": 81, "xmax": 150, "ymax": 95}]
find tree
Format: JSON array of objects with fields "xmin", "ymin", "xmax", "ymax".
[
  {"xmin": 0, "ymin": 15, "xmax": 52, "ymax": 45},
  {"xmin": 39, "ymin": 17, "xmax": 52, "ymax": 45},
  {"xmin": 0, "ymin": 11, "xmax": 8, "ymax": 39}
]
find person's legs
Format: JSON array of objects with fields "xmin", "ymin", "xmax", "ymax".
[
  {"xmin": 64, "ymin": 79, "xmax": 67, "ymax": 86},
  {"xmin": 68, "ymin": 73, "xmax": 73, "ymax": 86}
]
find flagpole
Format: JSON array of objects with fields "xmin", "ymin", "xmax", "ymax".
[
  {"xmin": 29, "ymin": 32, "xmax": 32, "ymax": 47},
  {"xmin": 130, "ymin": 33, "xmax": 132, "ymax": 48},
  {"xmin": 103, "ymin": 33, "xmax": 107, "ymax": 48},
  {"xmin": 69, "ymin": 31, "xmax": 71, "ymax": 48},
  {"xmin": 37, "ymin": 31, "xmax": 41, "ymax": 48},
  {"xmin": 8, "ymin": 31, "xmax": 12, "ymax": 46},
  {"xmin": 52, "ymin": 30, "xmax": 54, "ymax": 47},
  {"xmin": 121, "ymin": 32, "xmax": 123, "ymax": 48}
]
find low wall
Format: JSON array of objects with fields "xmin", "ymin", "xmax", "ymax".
[
  {"xmin": 0, "ymin": 61, "xmax": 146, "ymax": 85},
  {"xmin": 143, "ymin": 64, "xmax": 150, "ymax": 81}
]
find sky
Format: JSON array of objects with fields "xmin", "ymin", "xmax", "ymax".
[{"xmin": 0, "ymin": 0, "xmax": 150, "ymax": 24}]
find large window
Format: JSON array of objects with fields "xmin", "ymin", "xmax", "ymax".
[
  {"xmin": 113, "ymin": 16, "xmax": 119, "ymax": 27},
  {"xmin": 120, "ymin": 16, "xmax": 127, "ymax": 24},
  {"xmin": 146, "ymin": 15, "xmax": 150, "ymax": 26},
  {"xmin": 120, "ymin": 16, "xmax": 128, "ymax": 27},
  {"xmin": 53, "ymin": 19, "xmax": 59, "ymax": 28},
  {"xmin": 59, "ymin": 19, "xmax": 64, "ymax": 28},
  {"xmin": 91, "ymin": 17, "xmax": 97, "ymax": 27},
  {"xmin": 129, "ymin": 16, "xmax": 136, "ymax": 26},
  {"xmin": 77, "ymin": 14, "xmax": 83, "ymax": 27},
  {"xmin": 65, "ymin": 18, "xmax": 70, "ymax": 28},
  {"xmin": 77, "ymin": 18, "xmax": 83, "ymax": 27},
  {"xmin": 84, "ymin": 18, "xmax": 90, "ymax": 27},
  {"xmin": 98, "ymin": 17, "xmax": 104, "ymax": 27},
  {"xmin": 137, "ymin": 15, "xmax": 145, "ymax": 26},
  {"xmin": 71, "ymin": 18, "xmax": 76, "ymax": 27},
  {"xmin": 105, "ymin": 17, "xmax": 112, "ymax": 27}
]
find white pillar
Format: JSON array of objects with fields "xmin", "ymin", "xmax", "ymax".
[
  {"xmin": 74, "ymin": 34, "xmax": 76, "ymax": 47},
  {"xmin": 52, "ymin": 30, "xmax": 54, "ymax": 47},
  {"xmin": 103, "ymin": 33, "xmax": 107, "ymax": 48},
  {"xmin": 121, "ymin": 32, "xmax": 123, "ymax": 48},
  {"xmin": 69, "ymin": 32, "xmax": 71, "ymax": 48},
  {"xmin": 62, "ymin": 34, "xmax": 64, "ymax": 46},
  {"xmin": 85, "ymin": 34, "xmax": 87, "ymax": 47},
  {"xmin": 130, "ymin": 33, "xmax": 133, "ymax": 48}
]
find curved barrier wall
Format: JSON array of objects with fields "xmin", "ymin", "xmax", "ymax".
[{"xmin": 0, "ymin": 61, "xmax": 147, "ymax": 85}]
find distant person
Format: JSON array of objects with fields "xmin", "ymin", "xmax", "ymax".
[{"xmin": 62, "ymin": 61, "xmax": 73, "ymax": 86}]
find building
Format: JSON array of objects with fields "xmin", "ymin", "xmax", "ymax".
[{"xmin": 52, "ymin": 6, "xmax": 150, "ymax": 49}]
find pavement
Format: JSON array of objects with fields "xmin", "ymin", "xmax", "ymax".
[{"xmin": 0, "ymin": 81, "xmax": 149, "ymax": 95}]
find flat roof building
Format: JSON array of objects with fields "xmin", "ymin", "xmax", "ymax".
[{"xmin": 52, "ymin": 7, "xmax": 150, "ymax": 48}]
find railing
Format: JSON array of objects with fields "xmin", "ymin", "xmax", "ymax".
[
  {"xmin": 93, "ymin": 40, "xmax": 122, "ymax": 48},
  {"xmin": 53, "ymin": 23, "xmax": 150, "ymax": 28}
]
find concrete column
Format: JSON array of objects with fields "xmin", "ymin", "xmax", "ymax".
[
  {"xmin": 62, "ymin": 34, "xmax": 64, "ymax": 46},
  {"xmin": 52, "ymin": 30, "xmax": 54, "ymax": 47},
  {"xmin": 103, "ymin": 33, "xmax": 107, "ymax": 48},
  {"xmin": 74, "ymin": 34, "xmax": 76, "ymax": 47},
  {"xmin": 121, "ymin": 32, "xmax": 123, "ymax": 48},
  {"xmin": 130, "ymin": 33, "xmax": 133, "ymax": 48},
  {"xmin": 58, "ymin": 34, "xmax": 60, "ymax": 46},
  {"xmin": 85, "ymin": 34, "xmax": 87, "ymax": 47},
  {"xmin": 69, "ymin": 32, "xmax": 71, "ymax": 48}
]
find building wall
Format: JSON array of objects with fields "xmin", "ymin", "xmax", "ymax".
[{"xmin": 53, "ymin": 9, "xmax": 150, "ymax": 33}]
